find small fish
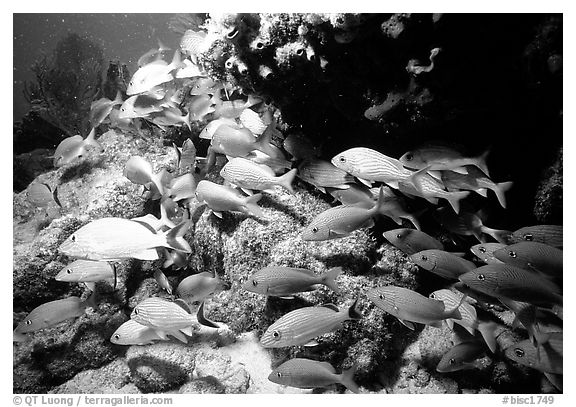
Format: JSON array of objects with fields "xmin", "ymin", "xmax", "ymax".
[
  {"xmin": 53, "ymin": 128, "xmax": 102, "ymax": 168},
  {"xmin": 118, "ymin": 94, "xmax": 168, "ymax": 119},
  {"xmin": 137, "ymin": 39, "xmax": 171, "ymax": 68},
  {"xmin": 211, "ymin": 124, "xmax": 278, "ymax": 158},
  {"xmin": 458, "ymin": 264, "xmax": 562, "ymax": 306},
  {"xmin": 176, "ymin": 272, "xmax": 222, "ymax": 304},
  {"xmin": 187, "ymin": 94, "xmax": 216, "ymax": 121},
  {"xmin": 297, "ymin": 159, "xmax": 355, "ymax": 193},
  {"xmin": 27, "ymin": 182, "xmax": 61, "ymax": 209},
  {"xmin": 260, "ymin": 299, "xmax": 362, "ymax": 348},
  {"xmin": 110, "ymin": 319, "xmax": 165, "ymax": 345},
  {"xmin": 13, "ymin": 294, "xmax": 95, "ymax": 335},
  {"xmin": 220, "ymin": 158, "xmax": 297, "ymax": 194},
  {"xmin": 89, "ymin": 91, "xmax": 123, "ymax": 128},
  {"xmin": 301, "ymin": 187, "xmax": 388, "ymax": 241},
  {"xmin": 383, "ymin": 228, "xmax": 443, "ymax": 255},
  {"xmin": 400, "ymin": 145, "xmax": 491, "ymax": 176},
  {"xmin": 195, "ymin": 180, "xmax": 264, "ymax": 219},
  {"xmin": 173, "ymin": 138, "xmax": 197, "ymax": 173},
  {"xmin": 368, "ymin": 187, "xmax": 422, "ymax": 230},
  {"xmin": 166, "ymin": 173, "xmax": 197, "ymax": 202},
  {"xmin": 441, "ymin": 166, "xmax": 513, "ymax": 208},
  {"xmin": 409, "ymin": 167, "xmax": 470, "ymax": 214},
  {"xmin": 244, "ymin": 150, "xmax": 293, "ymax": 173},
  {"xmin": 59, "ymin": 218, "xmax": 191, "ymax": 261},
  {"xmin": 243, "ymin": 266, "xmax": 341, "ymax": 297},
  {"xmin": 493, "ymin": 242, "xmax": 563, "ymax": 279},
  {"xmin": 505, "ymin": 225, "xmax": 563, "ymax": 249},
  {"xmin": 150, "ymin": 107, "xmax": 191, "ymax": 131},
  {"xmin": 283, "ymin": 133, "xmax": 320, "ymax": 161},
  {"xmin": 123, "ymin": 156, "xmax": 166, "ymax": 195},
  {"xmin": 430, "ymin": 289, "xmax": 498, "ymax": 352},
  {"xmin": 367, "ymin": 285, "xmax": 462, "ymax": 330},
  {"xmin": 499, "ymin": 298, "xmax": 556, "ymax": 346},
  {"xmin": 127, "ymin": 51, "xmax": 183, "ymax": 95},
  {"xmin": 130, "ymin": 297, "xmax": 197, "ymax": 336},
  {"xmin": 410, "ymin": 250, "xmax": 477, "ymax": 280},
  {"xmin": 55, "ymin": 259, "xmax": 116, "ymax": 291},
  {"xmin": 504, "ymin": 332, "xmax": 563, "ymax": 374},
  {"xmin": 327, "ymin": 184, "xmax": 374, "ymax": 207},
  {"xmin": 108, "ymin": 106, "xmax": 134, "ymax": 131},
  {"xmin": 331, "ymin": 147, "xmax": 413, "ymax": 188},
  {"xmin": 154, "ymin": 269, "xmax": 172, "ymax": 294},
  {"xmin": 269, "ymin": 358, "xmax": 359, "ymax": 393},
  {"xmin": 239, "ymin": 108, "xmax": 267, "ymax": 135},
  {"xmin": 162, "ymin": 248, "xmax": 189, "ymax": 270},
  {"xmin": 434, "ymin": 207, "xmax": 510, "ymax": 243},
  {"xmin": 212, "ymin": 94, "xmax": 261, "ymax": 119},
  {"xmin": 470, "ymin": 243, "xmax": 505, "ymax": 264},
  {"xmin": 436, "ymin": 341, "xmax": 487, "ymax": 373}
]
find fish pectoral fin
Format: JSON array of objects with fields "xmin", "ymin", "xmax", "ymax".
[
  {"xmin": 303, "ymin": 340, "xmax": 319, "ymax": 347},
  {"xmin": 133, "ymin": 248, "xmax": 160, "ymax": 261},
  {"xmin": 398, "ymin": 319, "xmax": 415, "ymax": 330},
  {"xmin": 240, "ymin": 188, "xmax": 254, "ymax": 196},
  {"xmin": 357, "ymin": 178, "xmax": 373, "ymax": 188},
  {"xmin": 427, "ymin": 170, "xmax": 443, "ymax": 180},
  {"xmin": 212, "ymin": 211, "xmax": 223, "ymax": 219},
  {"xmin": 168, "ymin": 330, "xmax": 189, "ymax": 344}
]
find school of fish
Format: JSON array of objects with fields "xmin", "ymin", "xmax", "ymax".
[{"xmin": 17, "ymin": 26, "xmax": 563, "ymax": 394}]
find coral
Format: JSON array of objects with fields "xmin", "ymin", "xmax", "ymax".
[{"xmin": 533, "ymin": 147, "xmax": 562, "ymax": 224}]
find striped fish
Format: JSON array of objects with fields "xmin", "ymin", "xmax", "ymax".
[
  {"xmin": 441, "ymin": 166, "xmax": 513, "ymax": 208},
  {"xmin": 399, "ymin": 145, "xmax": 490, "ymax": 176},
  {"xmin": 130, "ymin": 297, "xmax": 197, "ymax": 336},
  {"xmin": 409, "ymin": 167, "xmax": 470, "ymax": 214},
  {"xmin": 260, "ymin": 299, "xmax": 362, "ymax": 348},
  {"xmin": 243, "ymin": 266, "xmax": 341, "ymax": 297},
  {"xmin": 410, "ymin": 249, "xmax": 477, "ymax": 280},
  {"xmin": 470, "ymin": 243, "xmax": 505, "ymax": 264},
  {"xmin": 383, "ymin": 228, "xmax": 443, "ymax": 255},
  {"xmin": 195, "ymin": 180, "xmax": 264, "ymax": 219},
  {"xmin": 331, "ymin": 147, "xmax": 413, "ymax": 188},
  {"xmin": 506, "ymin": 225, "xmax": 562, "ymax": 249},
  {"xmin": 55, "ymin": 259, "xmax": 116, "ymax": 291},
  {"xmin": 297, "ymin": 159, "xmax": 355, "ymax": 193},
  {"xmin": 434, "ymin": 207, "xmax": 510, "ymax": 244},
  {"xmin": 269, "ymin": 358, "xmax": 359, "ymax": 393},
  {"xmin": 59, "ymin": 218, "xmax": 191, "ymax": 261},
  {"xmin": 220, "ymin": 157, "xmax": 297, "ymax": 194},
  {"xmin": 239, "ymin": 109, "xmax": 267, "ymax": 135},
  {"xmin": 493, "ymin": 242, "xmax": 563, "ymax": 279},
  {"xmin": 504, "ymin": 332, "xmax": 563, "ymax": 374},
  {"xmin": 327, "ymin": 184, "xmax": 374, "ymax": 207},
  {"xmin": 110, "ymin": 319, "xmax": 165, "ymax": 345},
  {"xmin": 430, "ymin": 289, "xmax": 498, "ymax": 352},
  {"xmin": 367, "ymin": 285, "xmax": 462, "ymax": 330},
  {"xmin": 176, "ymin": 272, "xmax": 221, "ymax": 304},
  {"xmin": 436, "ymin": 341, "xmax": 487, "ymax": 373},
  {"xmin": 458, "ymin": 264, "xmax": 563, "ymax": 306}
]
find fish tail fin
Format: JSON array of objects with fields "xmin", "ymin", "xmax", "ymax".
[
  {"xmin": 113, "ymin": 90, "xmax": 123, "ymax": 105},
  {"xmin": 493, "ymin": 181, "xmax": 513, "ymax": 209},
  {"xmin": 276, "ymin": 168, "xmax": 297, "ymax": 194},
  {"xmin": 160, "ymin": 199, "xmax": 177, "ymax": 229},
  {"xmin": 84, "ymin": 128, "xmax": 103, "ymax": 152},
  {"xmin": 480, "ymin": 226, "xmax": 511, "ymax": 244},
  {"xmin": 339, "ymin": 365, "xmax": 360, "ymax": 394},
  {"xmin": 184, "ymin": 110, "xmax": 192, "ymax": 132},
  {"xmin": 149, "ymin": 172, "xmax": 165, "ymax": 196},
  {"xmin": 348, "ymin": 298, "xmax": 363, "ymax": 320},
  {"xmin": 478, "ymin": 321, "xmax": 498, "ymax": 353},
  {"xmin": 168, "ymin": 49, "xmax": 184, "ymax": 72},
  {"xmin": 253, "ymin": 125, "xmax": 278, "ymax": 158},
  {"xmin": 163, "ymin": 221, "xmax": 192, "ymax": 253},
  {"xmin": 371, "ymin": 186, "xmax": 387, "ymax": 217},
  {"xmin": 242, "ymin": 193, "xmax": 265, "ymax": 218},
  {"xmin": 196, "ymin": 301, "xmax": 220, "ymax": 328},
  {"xmin": 445, "ymin": 191, "xmax": 470, "ymax": 214},
  {"xmin": 475, "ymin": 148, "xmax": 491, "ymax": 176},
  {"xmin": 83, "ymin": 290, "xmax": 99, "ymax": 311},
  {"xmin": 322, "ymin": 267, "xmax": 342, "ymax": 294},
  {"xmin": 157, "ymin": 38, "xmax": 171, "ymax": 52}
]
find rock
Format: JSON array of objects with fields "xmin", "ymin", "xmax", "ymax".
[
  {"xmin": 193, "ymin": 349, "xmax": 250, "ymax": 393},
  {"xmin": 534, "ymin": 147, "xmax": 562, "ymax": 224}
]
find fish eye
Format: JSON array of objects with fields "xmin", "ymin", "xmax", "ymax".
[
  {"xmin": 338, "ymin": 156, "xmax": 346, "ymax": 163},
  {"xmin": 71, "ymin": 235, "xmax": 76, "ymax": 242},
  {"xmin": 396, "ymin": 233, "xmax": 402, "ymax": 239},
  {"xmin": 514, "ymin": 348, "xmax": 525, "ymax": 358},
  {"xmin": 311, "ymin": 227, "xmax": 319, "ymax": 234},
  {"xmin": 134, "ymin": 309, "xmax": 139, "ymax": 315},
  {"xmin": 114, "ymin": 334, "xmax": 120, "ymax": 340},
  {"xmin": 421, "ymin": 255, "xmax": 428, "ymax": 262},
  {"xmin": 477, "ymin": 274, "xmax": 485, "ymax": 281},
  {"xmin": 523, "ymin": 233, "xmax": 533, "ymax": 241},
  {"xmin": 449, "ymin": 358, "xmax": 456, "ymax": 365},
  {"xmin": 429, "ymin": 293, "xmax": 436, "ymax": 299},
  {"xmin": 272, "ymin": 330, "xmax": 281, "ymax": 339},
  {"xmin": 508, "ymin": 250, "xmax": 517, "ymax": 258},
  {"xmin": 478, "ymin": 246, "xmax": 486, "ymax": 253},
  {"xmin": 252, "ymin": 280, "xmax": 258, "ymax": 287},
  {"xmin": 276, "ymin": 372, "xmax": 282, "ymax": 378},
  {"xmin": 405, "ymin": 153, "xmax": 413, "ymax": 161},
  {"xmin": 25, "ymin": 320, "xmax": 32, "ymax": 325},
  {"xmin": 66, "ymin": 269, "xmax": 72, "ymax": 274},
  {"xmin": 378, "ymin": 294, "xmax": 384, "ymax": 300}
]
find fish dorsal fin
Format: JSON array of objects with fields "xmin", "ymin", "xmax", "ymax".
[
  {"xmin": 174, "ymin": 298, "xmax": 191, "ymax": 314},
  {"xmin": 322, "ymin": 303, "xmax": 339, "ymax": 312}
]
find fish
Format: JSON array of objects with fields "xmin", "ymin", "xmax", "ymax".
[
  {"xmin": 130, "ymin": 297, "xmax": 197, "ymax": 338},
  {"xmin": 212, "ymin": 94, "xmax": 261, "ymax": 119},
  {"xmin": 244, "ymin": 150, "xmax": 293, "ymax": 173},
  {"xmin": 27, "ymin": 182, "xmax": 61, "ymax": 209},
  {"xmin": 410, "ymin": 250, "xmax": 477, "ymax": 280},
  {"xmin": 180, "ymin": 29, "xmax": 215, "ymax": 62},
  {"xmin": 131, "ymin": 199, "xmax": 177, "ymax": 231},
  {"xmin": 163, "ymin": 248, "xmax": 190, "ymax": 270},
  {"xmin": 441, "ymin": 166, "xmax": 513, "ymax": 208},
  {"xmin": 123, "ymin": 155, "xmax": 166, "ymax": 196},
  {"xmin": 173, "ymin": 138, "xmax": 197, "ymax": 173},
  {"xmin": 166, "ymin": 173, "xmax": 197, "ymax": 202},
  {"xmin": 127, "ymin": 51, "xmax": 183, "ymax": 95},
  {"xmin": 493, "ymin": 242, "xmax": 563, "ymax": 279},
  {"xmin": 13, "ymin": 294, "xmax": 95, "ymax": 335},
  {"xmin": 327, "ymin": 184, "xmax": 374, "ymax": 207},
  {"xmin": 458, "ymin": 264, "xmax": 562, "ymax": 306},
  {"xmin": 436, "ymin": 341, "xmax": 487, "ymax": 373},
  {"xmin": 383, "ymin": 228, "xmax": 443, "ymax": 255},
  {"xmin": 137, "ymin": 39, "xmax": 171, "ymax": 67},
  {"xmin": 118, "ymin": 93, "xmax": 169, "ymax": 119},
  {"xmin": 89, "ymin": 91, "xmax": 123, "ymax": 128},
  {"xmin": 268, "ymin": 358, "xmax": 359, "ymax": 393},
  {"xmin": 189, "ymin": 77, "xmax": 222, "ymax": 96},
  {"xmin": 331, "ymin": 147, "xmax": 413, "ymax": 188},
  {"xmin": 176, "ymin": 272, "xmax": 222, "ymax": 304},
  {"xmin": 59, "ymin": 218, "xmax": 191, "ymax": 261},
  {"xmin": 53, "ymin": 128, "xmax": 102, "ymax": 168},
  {"xmin": 366, "ymin": 285, "xmax": 462, "ymax": 330},
  {"xmin": 434, "ymin": 207, "xmax": 510, "ymax": 243},
  {"xmin": 283, "ymin": 133, "xmax": 320, "ymax": 161},
  {"xmin": 55, "ymin": 259, "xmax": 116, "ymax": 291},
  {"xmin": 243, "ymin": 266, "xmax": 341, "ymax": 297},
  {"xmin": 195, "ymin": 180, "xmax": 264, "ymax": 219},
  {"xmin": 301, "ymin": 187, "xmax": 389, "ymax": 241},
  {"xmin": 211, "ymin": 124, "xmax": 278, "ymax": 159},
  {"xmin": 470, "ymin": 243, "xmax": 505, "ymax": 264},
  {"xmin": 399, "ymin": 145, "xmax": 491, "ymax": 176},
  {"xmin": 505, "ymin": 225, "xmax": 563, "ymax": 249},
  {"xmin": 108, "ymin": 106, "xmax": 135, "ymax": 131},
  {"xmin": 367, "ymin": 187, "xmax": 422, "ymax": 230},
  {"xmin": 239, "ymin": 108, "xmax": 267, "ymax": 135},
  {"xmin": 499, "ymin": 298, "xmax": 556, "ymax": 346},
  {"xmin": 504, "ymin": 332, "xmax": 563, "ymax": 374},
  {"xmin": 150, "ymin": 108, "xmax": 191, "ymax": 131},
  {"xmin": 174, "ymin": 58, "xmax": 205, "ymax": 79},
  {"xmin": 187, "ymin": 94, "xmax": 216, "ymax": 122},
  {"xmin": 260, "ymin": 299, "xmax": 362, "ymax": 348},
  {"xmin": 110, "ymin": 319, "xmax": 166, "ymax": 345},
  {"xmin": 297, "ymin": 159, "xmax": 355, "ymax": 193},
  {"xmin": 409, "ymin": 167, "xmax": 470, "ymax": 214},
  {"xmin": 154, "ymin": 270, "xmax": 172, "ymax": 294},
  {"xmin": 429, "ymin": 289, "xmax": 498, "ymax": 352},
  {"xmin": 220, "ymin": 158, "xmax": 297, "ymax": 195}
]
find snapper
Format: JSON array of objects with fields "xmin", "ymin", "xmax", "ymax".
[{"xmin": 53, "ymin": 128, "xmax": 102, "ymax": 168}]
